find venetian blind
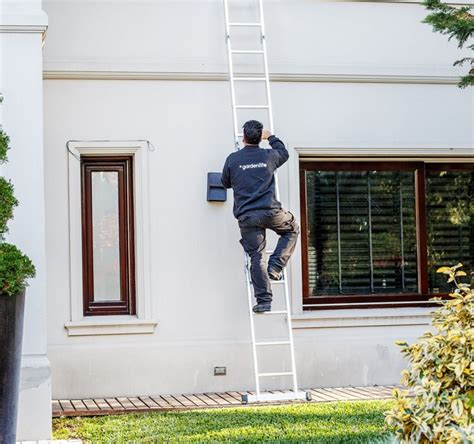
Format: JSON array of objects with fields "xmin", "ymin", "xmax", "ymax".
[
  {"xmin": 426, "ymin": 169, "xmax": 473, "ymax": 293},
  {"xmin": 306, "ymin": 170, "xmax": 418, "ymax": 297}
]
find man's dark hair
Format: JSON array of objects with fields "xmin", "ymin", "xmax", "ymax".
[{"xmin": 243, "ymin": 120, "xmax": 263, "ymax": 145}]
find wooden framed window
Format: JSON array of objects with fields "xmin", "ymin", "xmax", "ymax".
[
  {"xmin": 425, "ymin": 163, "xmax": 473, "ymax": 295},
  {"xmin": 300, "ymin": 161, "xmax": 473, "ymax": 309},
  {"xmin": 81, "ymin": 156, "xmax": 136, "ymax": 316}
]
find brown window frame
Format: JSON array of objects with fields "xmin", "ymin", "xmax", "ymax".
[
  {"xmin": 299, "ymin": 160, "xmax": 473, "ymax": 310},
  {"xmin": 81, "ymin": 155, "xmax": 136, "ymax": 316}
]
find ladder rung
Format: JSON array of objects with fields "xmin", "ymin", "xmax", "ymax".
[
  {"xmin": 232, "ymin": 50, "xmax": 264, "ymax": 54},
  {"xmin": 255, "ymin": 341, "xmax": 291, "ymax": 346},
  {"xmin": 229, "ymin": 22, "xmax": 262, "ymax": 27},
  {"xmin": 258, "ymin": 372, "xmax": 294, "ymax": 377},
  {"xmin": 270, "ymin": 280, "xmax": 286, "ymax": 285},
  {"xmin": 233, "ymin": 77, "xmax": 266, "ymax": 81},
  {"xmin": 261, "ymin": 310, "xmax": 288, "ymax": 315},
  {"xmin": 237, "ymin": 133, "xmax": 244, "ymax": 137},
  {"xmin": 236, "ymin": 105, "xmax": 269, "ymax": 109}
]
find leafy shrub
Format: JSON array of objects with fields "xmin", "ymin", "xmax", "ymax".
[
  {"xmin": 0, "ymin": 177, "xmax": 18, "ymax": 238},
  {"xmin": 0, "ymin": 99, "xmax": 36, "ymax": 296},
  {"xmin": 385, "ymin": 264, "xmax": 473, "ymax": 443},
  {"xmin": 0, "ymin": 243, "xmax": 35, "ymax": 296},
  {"xmin": 0, "ymin": 128, "xmax": 9, "ymax": 163}
]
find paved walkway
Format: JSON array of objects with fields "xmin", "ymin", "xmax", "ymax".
[{"xmin": 52, "ymin": 385, "xmax": 397, "ymax": 417}]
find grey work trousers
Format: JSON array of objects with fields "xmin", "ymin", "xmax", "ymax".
[{"xmin": 238, "ymin": 208, "xmax": 300, "ymax": 303}]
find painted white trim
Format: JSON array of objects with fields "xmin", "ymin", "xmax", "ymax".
[
  {"xmin": 372, "ymin": 0, "xmax": 473, "ymax": 4},
  {"xmin": 67, "ymin": 141, "xmax": 156, "ymax": 336},
  {"xmin": 292, "ymin": 307, "xmax": 433, "ymax": 329},
  {"xmin": 0, "ymin": 24, "xmax": 47, "ymax": 33},
  {"xmin": 0, "ymin": 10, "xmax": 48, "ymax": 36},
  {"xmin": 43, "ymin": 70, "xmax": 462, "ymax": 85},
  {"xmin": 287, "ymin": 145, "xmax": 474, "ymax": 317},
  {"xmin": 64, "ymin": 317, "xmax": 157, "ymax": 336},
  {"xmin": 20, "ymin": 354, "xmax": 51, "ymax": 391},
  {"xmin": 288, "ymin": 147, "xmax": 304, "ymax": 315},
  {"xmin": 383, "ymin": 0, "xmax": 473, "ymax": 4},
  {"xmin": 296, "ymin": 146, "xmax": 474, "ymax": 156}
]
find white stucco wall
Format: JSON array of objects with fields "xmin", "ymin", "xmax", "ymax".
[
  {"xmin": 42, "ymin": 0, "xmax": 473, "ymax": 399},
  {"xmin": 0, "ymin": 0, "xmax": 51, "ymax": 440}
]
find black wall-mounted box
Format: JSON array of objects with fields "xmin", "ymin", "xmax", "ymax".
[{"xmin": 207, "ymin": 172, "xmax": 227, "ymax": 202}]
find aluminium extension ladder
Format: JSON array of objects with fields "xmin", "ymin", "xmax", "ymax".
[{"xmin": 223, "ymin": 0, "xmax": 311, "ymax": 405}]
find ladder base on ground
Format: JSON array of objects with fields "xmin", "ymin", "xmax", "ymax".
[{"xmin": 242, "ymin": 391, "xmax": 311, "ymax": 404}]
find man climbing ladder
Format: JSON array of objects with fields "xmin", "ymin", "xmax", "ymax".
[
  {"xmin": 222, "ymin": 0, "xmax": 310, "ymax": 404},
  {"xmin": 221, "ymin": 120, "xmax": 299, "ymax": 313}
]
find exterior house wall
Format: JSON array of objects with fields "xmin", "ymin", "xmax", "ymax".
[
  {"xmin": 0, "ymin": 0, "xmax": 51, "ymax": 439},
  {"xmin": 42, "ymin": 0, "xmax": 473, "ymax": 399}
]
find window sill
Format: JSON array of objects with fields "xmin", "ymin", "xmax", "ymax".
[
  {"xmin": 64, "ymin": 316, "xmax": 158, "ymax": 336},
  {"xmin": 292, "ymin": 307, "xmax": 433, "ymax": 329}
]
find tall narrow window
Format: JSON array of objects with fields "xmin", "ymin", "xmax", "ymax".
[{"xmin": 81, "ymin": 156, "xmax": 136, "ymax": 316}]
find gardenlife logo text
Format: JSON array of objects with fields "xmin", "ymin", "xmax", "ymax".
[{"xmin": 239, "ymin": 162, "xmax": 267, "ymax": 171}]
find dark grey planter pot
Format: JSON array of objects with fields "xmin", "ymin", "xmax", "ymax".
[{"xmin": 0, "ymin": 290, "xmax": 25, "ymax": 444}]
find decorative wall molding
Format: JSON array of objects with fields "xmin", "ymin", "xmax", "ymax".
[
  {"xmin": 381, "ymin": 1, "xmax": 472, "ymax": 4},
  {"xmin": 0, "ymin": 11, "xmax": 48, "ymax": 36},
  {"xmin": 343, "ymin": 0, "xmax": 474, "ymax": 4},
  {"xmin": 292, "ymin": 307, "xmax": 433, "ymax": 329},
  {"xmin": 66, "ymin": 141, "xmax": 156, "ymax": 336},
  {"xmin": 64, "ymin": 318, "xmax": 158, "ymax": 336},
  {"xmin": 20, "ymin": 355, "xmax": 51, "ymax": 391},
  {"xmin": 43, "ymin": 70, "xmax": 462, "ymax": 85},
  {"xmin": 386, "ymin": 0, "xmax": 473, "ymax": 4},
  {"xmin": 296, "ymin": 148, "xmax": 474, "ymax": 157},
  {"xmin": 0, "ymin": 24, "xmax": 47, "ymax": 33}
]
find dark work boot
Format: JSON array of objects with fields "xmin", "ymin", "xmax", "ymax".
[
  {"xmin": 268, "ymin": 267, "xmax": 283, "ymax": 281},
  {"xmin": 252, "ymin": 302, "xmax": 272, "ymax": 313}
]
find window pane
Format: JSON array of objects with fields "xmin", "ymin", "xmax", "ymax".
[
  {"xmin": 306, "ymin": 170, "xmax": 418, "ymax": 297},
  {"xmin": 426, "ymin": 170, "xmax": 474, "ymax": 293},
  {"xmin": 91, "ymin": 171, "xmax": 121, "ymax": 302}
]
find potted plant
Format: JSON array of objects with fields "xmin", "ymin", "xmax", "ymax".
[{"xmin": 0, "ymin": 95, "xmax": 36, "ymax": 444}]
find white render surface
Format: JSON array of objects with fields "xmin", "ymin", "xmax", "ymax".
[
  {"xmin": 42, "ymin": 0, "xmax": 474, "ymax": 400},
  {"xmin": 0, "ymin": 0, "xmax": 51, "ymax": 440}
]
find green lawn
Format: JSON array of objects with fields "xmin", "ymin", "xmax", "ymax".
[{"xmin": 53, "ymin": 399, "xmax": 395, "ymax": 443}]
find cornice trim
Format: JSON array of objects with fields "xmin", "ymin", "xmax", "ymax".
[
  {"xmin": 43, "ymin": 70, "xmax": 461, "ymax": 85},
  {"xmin": 0, "ymin": 10, "xmax": 48, "ymax": 35},
  {"xmin": 0, "ymin": 24, "xmax": 47, "ymax": 33}
]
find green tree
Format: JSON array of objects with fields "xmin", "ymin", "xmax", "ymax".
[
  {"xmin": 0, "ymin": 95, "xmax": 36, "ymax": 296},
  {"xmin": 423, "ymin": 0, "xmax": 474, "ymax": 88}
]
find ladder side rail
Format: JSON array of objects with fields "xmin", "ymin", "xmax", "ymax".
[
  {"xmin": 258, "ymin": 0, "xmax": 274, "ymax": 135},
  {"xmin": 259, "ymin": 1, "xmax": 294, "ymax": 392},
  {"xmin": 244, "ymin": 255, "xmax": 261, "ymax": 399},
  {"xmin": 224, "ymin": 0, "xmax": 263, "ymax": 403},
  {"xmin": 282, "ymin": 270, "xmax": 299, "ymax": 393},
  {"xmin": 257, "ymin": 0, "xmax": 280, "ymax": 202},
  {"xmin": 223, "ymin": 0, "xmax": 240, "ymax": 148}
]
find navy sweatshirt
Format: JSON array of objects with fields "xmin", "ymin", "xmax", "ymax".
[{"xmin": 221, "ymin": 135, "xmax": 289, "ymax": 218}]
